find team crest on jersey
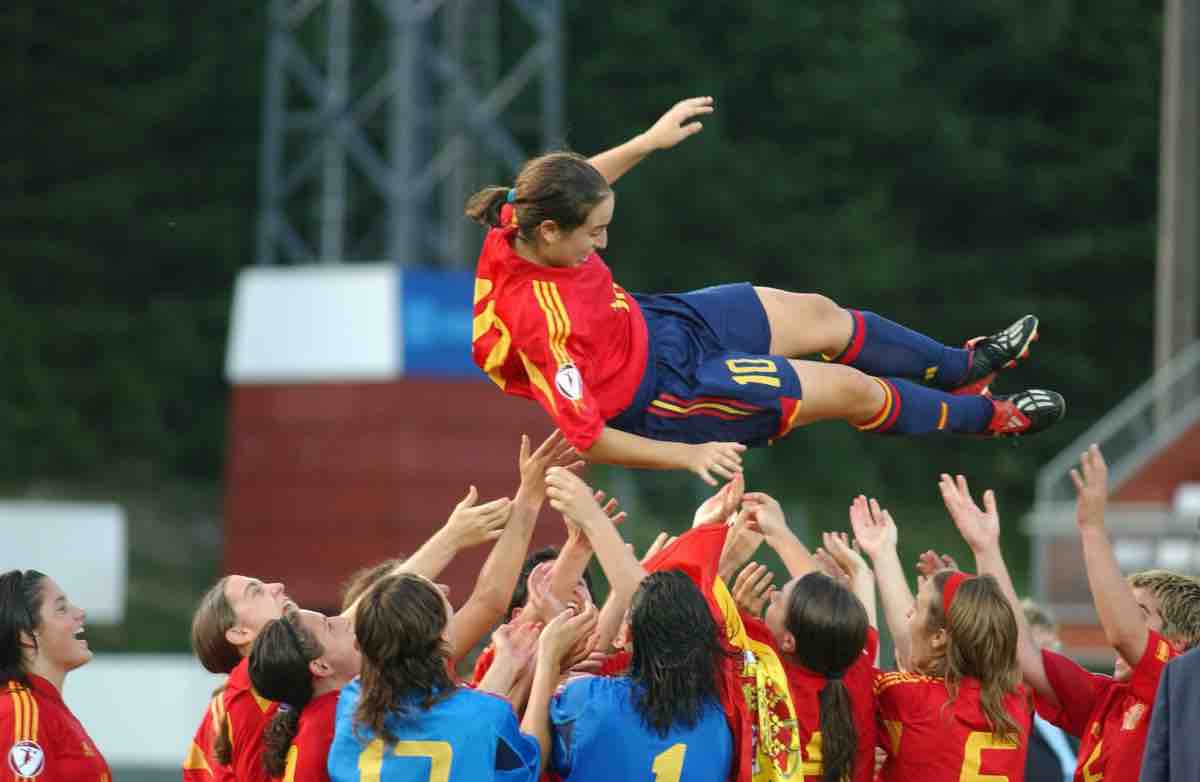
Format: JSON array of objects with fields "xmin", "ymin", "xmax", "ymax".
[
  {"xmin": 555, "ymin": 363, "xmax": 584, "ymax": 401},
  {"xmin": 1122, "ymin": 702, "xmax": 1146, "ymax": 731},
  {"xmin": 8, "ymin": 740, "xmax": 44, "ymax": 778}
]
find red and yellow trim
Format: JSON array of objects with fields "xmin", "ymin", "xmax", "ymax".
[
  {"xmin": 936, "ymin": 401, "xmax": 949, "ymax": 431},
  {"xmin": 772, "ymin": 397, "xmax": 804, "ymax": 441},
  {"xmin": 531, "ymin": 280, "xmax": 574, "ymax": 369},
  {"xmin": 873, "ymin": 671, "xmax": 940, "ymax": 695},
  {"xmin": 822, "ymin": 309, "xmax": 866, "ymax": 364},
  {"xmin": 7, "ymin": 682, "xmax": 38, "ymax": 743},
  {"xmin": 648, "ymin": 393, "xmax": 760, "ymax": 421},
  {"xmin": 855, "ymin": 378, "xmax": 902, "ymax": 432}
]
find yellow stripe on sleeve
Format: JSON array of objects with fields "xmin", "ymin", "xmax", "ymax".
[
  {"xmin": 8, "ymin": 684, "xmax": 20, "ymax": 745},
  {"xmin": 531, "ymin": 281, "xmax": 568, "ymax": 367},
  {"xmin": 518, "ymin": 350, "xmax": 557, "ymax": 414}
]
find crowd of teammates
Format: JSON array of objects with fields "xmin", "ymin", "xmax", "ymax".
[{"xmin": 2, "ymin": 432, "xmax": 1199, "ymax": 782}]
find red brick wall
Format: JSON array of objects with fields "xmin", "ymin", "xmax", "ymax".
[
  {"xmin": 1112, "ymin": 418, "xmax": 1200, "ymax": 502},
  {"xmin": 224, "ymin": 380, "xmax": 565, "ymax": 613}
]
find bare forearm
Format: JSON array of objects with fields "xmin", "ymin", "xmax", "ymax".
[
  {"xmin": 519, "ymin": 659, "xmax": 559, "ymax": 772},
  {"xmin": 340, "ymin": 527, "xmax": 459, "ymax": 619},
  {"xmin": 871, "ymin": 549, "xmax": 914, "ymax": 668},
  {"xmin": 549, "ymin": 534, "xmax": 594, "ymax": 604},
  {"xmin": 582, "ymin": 427, "xmax": 692, "ymax": 471},
  {"xmin": 594, "ymin": 589, "xmax": 629, "ymax": 653},
  {"xmin": 447, "ymin": 505, "xmax": 538, "ymax": 659},
  {"xmin": 588, "ymin": 134, "xmax": 655, "ymax": 185},
  {"xmin": 580, "ymin": 514, "xmax": 646, "ymax": 599},
  {"xmin": 766, "ymin": 530, "xmax": 818, "ymax": 580},
  {"xmin": 1080, "ymin": 526, "xmax": 1148, "ymax": 664},
  {"xmin": 851, "ymin": 574, "xmax": 878, "ymax": 629}
]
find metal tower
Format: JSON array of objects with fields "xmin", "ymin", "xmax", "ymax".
[{"xmin": 255, "ymin": 0, "xmax": 564, "ymax": 267}]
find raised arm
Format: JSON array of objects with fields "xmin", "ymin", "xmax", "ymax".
[
  {"xmin": 340, "ymin": 485, "xmax": 512, "ymax": 619},
  {"xmin": 582, "ymin": 425, "xmax": 745, "ymax": 487},
  {"xmin": 520, "ymin": 605, "xmax": 599, "ymax": 772},
  {"xmin": 587, "ymin": 97, "xmax": 713, "ymax": 185},
  {"xmin": 823, "ymin": 531, "xmax": 878, "ymax": 629},
  {"xmin": 848, "ymin": 495, "xmax": 912, "ymax": 669},
  {"xmin": 1073, "ymin": 445, "xmax": 1149, "ymax": 667},
  {"xmin": 938, "ymin": 473, "xmax": 1056, "ymax": 705},
  {"xmin": 741, "ymin": 491, "xmax": 818, "ymax": 578},
  {"xmin": 547, "ymin": 490, "xmax": 626, "ymax": 606},
  {"xmin": 545, "ymin": 467, "xmax": 647, "ymax": 600},
  {"xmin": 447, "ymin": 431, "xmax": 582, "ymax": 661}
]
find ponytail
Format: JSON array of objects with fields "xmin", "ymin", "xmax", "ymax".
[
  {"xmin": 249, "ymin": 613, "xmax": 323, "ymax": 776},
  {"xmin": 0, "ymin": 570, "xmax": 47, "ymax": 685},
  {"xmin": 783, "ymin": 573, "xmax": 869, "ymax": 782},
  {"xmin": 464, "ymin": 152, "xmax": 610, "ymax": 237},
  {"xmin": 816, "ymin": 679, "xmax": 857, "ymax": 782},
  {"xmin": 464, "ymin": 186, "xmax": 510, "ymax": 227}
]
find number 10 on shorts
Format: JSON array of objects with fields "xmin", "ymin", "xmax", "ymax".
[{"xmin": 726, "ymin": 358, "xmax": 781, "ymax": 388}]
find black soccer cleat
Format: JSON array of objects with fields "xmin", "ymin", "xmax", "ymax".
[
  {"xmin": 985, "ymin": 389, "xmax": 1066, "ymax": 437},
  {"xmin": 954, "ymin": 315, "xmax": 1040, "ymax": 396}
]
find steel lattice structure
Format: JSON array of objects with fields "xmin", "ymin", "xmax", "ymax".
[{"xmin": 255, "ymin": 0, "xmax": 563, "ymax": 266}]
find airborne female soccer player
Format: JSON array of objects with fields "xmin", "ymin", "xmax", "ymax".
[
  {"xmin": 0, "ymin": 569, "xmax": 111, "ymax": 781},
  {"xmin": 468, "ymin": 97, "xmax": 1065, "ymax": 485}
]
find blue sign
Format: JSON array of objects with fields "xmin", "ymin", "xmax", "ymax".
[{"xmin": 399, "ymin": 267, "xmax": 484, "ymax": 378}]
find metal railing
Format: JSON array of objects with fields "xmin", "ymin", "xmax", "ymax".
[{"xmin": 1033, "ymin": 340, "xmax": 1200, "ymax": 515}]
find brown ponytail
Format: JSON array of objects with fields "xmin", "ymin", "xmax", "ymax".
[{"xmin": 464, "ymin": 152, "xmax": 611, "ymax": 236}]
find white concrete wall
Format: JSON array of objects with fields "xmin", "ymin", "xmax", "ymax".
[
  {"xmin": 0, "ymin": 501, "xmax": 127, "ymax": 624},
  {"xmin": 65, "ymin": 655, "xmax": 223, "ymax": 768}
]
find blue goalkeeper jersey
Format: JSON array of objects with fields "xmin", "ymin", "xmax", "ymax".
[
  {"xmin": 327, "ymin": 679, "xmax": 540, "ymax": 782},
  {"xmin": 550, "ymin": 675, "xmax": 732, "ymax": 782}
]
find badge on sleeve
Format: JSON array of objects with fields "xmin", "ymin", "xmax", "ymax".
[
  {"xmin": 555, "ymin": 363, "xmax": 584, "ymax": 401},
  {"xmin": 8, "ymin": 740, "xmax": 45, "ymax": 778}
]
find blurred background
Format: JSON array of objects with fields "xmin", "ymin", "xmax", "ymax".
[{"xmin": 4, "ymin": 1, "xmax": 1199, "ymax": 777}]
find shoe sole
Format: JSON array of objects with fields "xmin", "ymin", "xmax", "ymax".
[{"xmin": 953, "ymin": 316, "xmax": 1039, "ymax": 396}]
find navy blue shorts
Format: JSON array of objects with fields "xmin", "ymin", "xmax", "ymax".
[{"xmin": 608, "ymin": 283, "xmax": 804, "ymax": 447}]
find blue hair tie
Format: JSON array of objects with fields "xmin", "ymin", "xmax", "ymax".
[{"xmin": 506, "ymin": 188, "xmax": 517, "ymax": 203}]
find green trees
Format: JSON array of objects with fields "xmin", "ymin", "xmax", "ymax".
[{"xmin": 2, "ymin": 0, "xmax": 1164, "ymax": 521}]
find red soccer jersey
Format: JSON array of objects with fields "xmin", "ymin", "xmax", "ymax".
[
  {"xmin": 874, "ymin": 672, "xmax": 1031, "ymax": 782},
  {"xmin": 182, "ymin": 689, "xmax": 235, "ymax": 781},
  {"xmin": 472, "ymin": 205, "xmax": 649, "ymax": 451},
  {"xmin": 225, "ymin": 657, "xmax": 278, "ymax": 782},
  {"xmin": 0, "ymin": 675, "xmax": 111, "ymax": 782},
  {"xmin": 273, "ymin": 690, "xmax": 338, "ymax": 782},
  {"xmin": 741, "ymin": 617, "xmax": 880, "ymax": 782},
  {"xmin": 1036, "ymin": 630, "xmax": 1178, "ymax": 782}
]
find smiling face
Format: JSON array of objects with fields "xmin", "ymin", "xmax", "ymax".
[
  {"xmin": 224, "ymin": 574, "xmax": 296, "ymax": 651},
  {"xmin": 531, "ymin": 193, "xmax": 614, "ymax": 267},
  {"xmin": 30, "ymin": 578, "xmax": 91, "ymax": 675}
]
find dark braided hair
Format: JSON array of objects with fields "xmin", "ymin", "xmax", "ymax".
[
  {"xmin": 628, "ymin": 570, "xmax": 733, "ymax": 737},
  {"xmin": 249, "ymin": 611, "xmax": 324, "ymax": 777},
  {"xmin": 0, "ymin": 570, "xmax": 47, "ymax": 686}
]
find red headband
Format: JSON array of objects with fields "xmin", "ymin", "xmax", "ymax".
[{"xmin": 941, "ymin": 571, "xmax": 975, "ymax": 616}]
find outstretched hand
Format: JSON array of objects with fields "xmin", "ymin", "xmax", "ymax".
[
  {"xmin": 687, "ymin": 441, "xmax": 746, "ymax": 486},
  {"xmin": 518, "ymin": 430, "xmax": 583, "ymax": 505},
  {"xmin": 1070, "ymin": 444, "xmax": 1108, "ymax": 531},
  {"xmin": 443, "ymin": 486, "xmax": 512, "ymax": 548},
  {"xmin": 822, "ymin": 531, "xmax": 871, "ymax": 584},
  {"xmin": 693, "ymin": 472, "xmax": 745, "ymax": 528},
  {"xmin": 545, "ymin": 467, "xmax": 608, "ymax": 532},
  {"xmin": 642, "ymin": 96, "xmax": 714, "ymax": 151},
  {"xmin": 740, "ymin": 491, "xmax": 789, "ymax": 540},
  {"xmin": 847, "ymin": 495, "xmax": 897, "ymax": 559},
  {"xmin": 915, "ymin": 550, "xmax": 959, "ymax": 585},
  {"xmin": 938, "ymin": 474, "xmax": 1000, "ymax": 554}
]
